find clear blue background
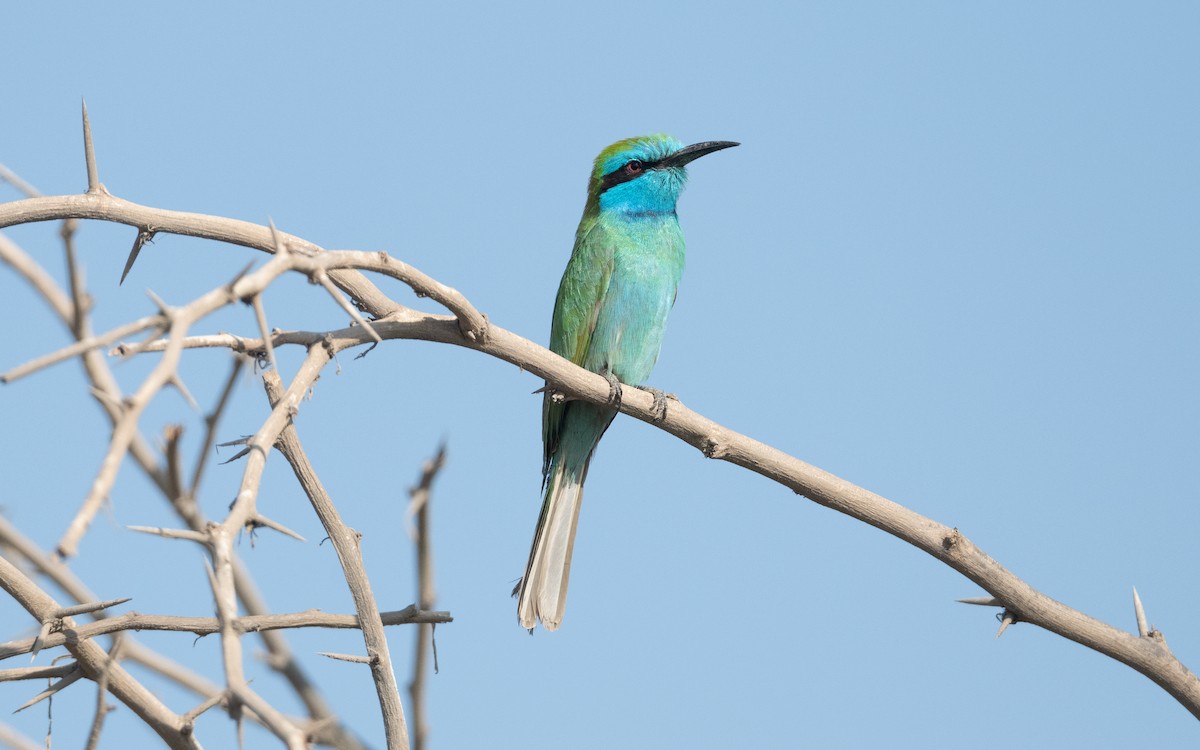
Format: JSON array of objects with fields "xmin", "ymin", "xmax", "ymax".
[{"xmin": 2, "ymin": 2, "xmax": 1198, "ymax": 747}]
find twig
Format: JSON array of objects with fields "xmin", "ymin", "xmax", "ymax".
[
  {"xmin": 84, "ymin": 637, "xmax": 124, "ymax": 750},
  {"xmin": 0, "ymin": 205, "xmax": 358, "ymax": 745},
  {"xmin": 0, "ymin": 163, "xmax": 42, "ymax": 198},
  {"xmin": 0, "ymin": 664, "xmax": 78, "ymax": 683},
  {"xmin": 204, "ymin": 532, "xmax": 308, "ymax": 749},
  {"xmin": 0, "ymin": 555, "xmax": 197, "ymax": 749},
  {"xmin": 0, "ymin": 517, "xmax": 297, "ymax": 739},
  {"xmin": 3, "ymin": 161, "xmax": 1199, "ymax": 728},
  {"xmin": 408, "ymin": 444, "xmax": 446, "ymax": 750},
  {"xmin": 0, "ymin": 721, "xmax": 42, "ymax": 750},
  {"xmin": 190, "ymin": 356, "xmax": 245, "ymax": 496},
  {"xmin": 263, "ymin": 371, "xmax": 413, "ymax": 750},
  {"xmin": 0, "ymin": 315, "xmax": 162, "ymax": 384}
]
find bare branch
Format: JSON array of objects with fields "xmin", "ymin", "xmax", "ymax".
[
  {"xmin": 189, "ymin": 355, "xmax": 245, "ymax": 496},
  {"xmin": 0, "ymin": 314, "xmax": 163, "ymax": 384},
  {"xmin": 0, "ymin": 664, "xmax": 78, "ymax": 683},
  {"xmin": 0, "ymin": 516, "xmax": 301, "ymax": 740},
  {"xmin": 408, "ymin": 444, "xmax": 446, "ymax": 750},
  {"xmin": 0, "ymin": 555, "xmax": 197, "ymax": 749},
  {"xmin": 0, "ymin": 163, "xmax": 42, "ymax": 198},
  {"xmin": 263, "ymin": 371, "xmax": 413, "ymax": 749},
  {"xmin": 3, "ymin": 169, "xmax": 1198, "ymax": 734},
  {"xmin": 0, "ymin": 721, "xmax": 42, "ymax": 750},
  {"xmin": 0, "ymin": 192, "xmax": 400, "ymax": 320},
  {"xmin": 205, "ymin": 529, "xmax": 308, "ymax": 749},
  {"xmin": 84, "ymin": 637, "xmax": 124, "ymax": 750}
]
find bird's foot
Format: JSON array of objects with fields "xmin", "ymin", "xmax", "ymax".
[
  {"xmin": 635, "ymin": 386, "xmax": 676, "ymax": 421},
  {"xmin": 603, "ymin": 371, "xmax": 623, "ymax": 408}
]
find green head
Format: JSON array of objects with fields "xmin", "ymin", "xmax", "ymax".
[{"xmin": 587, "ymin": 134, "xmax": 738, "ymax": 216}]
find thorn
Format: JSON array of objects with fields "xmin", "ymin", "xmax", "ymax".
[
  {"xmin": 181, "ymin": 690, "xmax": 230, "ymax": 726},
  {"xmin": 202, "ymin": 558, "xmax": 219, "ymax": 595},
  {"xmin": 266, "ymin": 218, "xmax": 289, "ymax": 257},
  {"xmin": 995, "ymin": 610, "xmax": 1016, "ymax": 639},
  {"xmin": 89, "ymin": 386, "xmax": 125, "ymax": 414},
  {"xmin": 15, "ymin": 667, "xmax": 83, "ymax": 712},
  {"xmin": 145, "ymin": 289, "xmax": 171, "ymax": 316},
  {"xmin": 53, "ymin": 597, "xmax": 132, "ymax": 619},
  {"xmin": 250, "ymin": 295, "xmax": 278, "ymax": 374},
  {"xmin": 1133, "ymin": 586, "xmax": 1149, "ymax": 638},
  {"xmin": 170, "ymin": 374, "xmax": 201, "ymax": 412},
  {"xmin": 120, "ymin": 228, "xmax": 156, "ymax": 285},
  {"xmin": 318, "ymin": 652, "xmax": 373, "ymax": 664},
  {"xmin": 247, "ymin": 514, "xmax": 306, "ymax": 543},
  {"xmin": 81, "ymin": 99, "xmax": 104, "ymax": 194},
  {"xmin": 957, "ymin": 596, "xmax": 1002, "ymax": 607},
  {"xmin": 432, "ymin": 621, "xmax": 440, "ymax": 674},
  {"xmin": 228, "ymin": 260, "xmax": 256, "ymax": 292},
  {"xmin": 127, "ymin": 525, "xmax": 208, "ymax": 543},
  {"xmin": 315, "ymin": 270, "xmax": 382, "ymax": 344},
  {"xmin": 30, "ymin": 621, "xmax": 53, "ymax": 661},
  {"xmin": 219, "ymin": 447, "xmax": 252, "ymax": 465}
]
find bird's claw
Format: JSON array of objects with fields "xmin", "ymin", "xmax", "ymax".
[
  {"xmin": 635, "ymin": 386, "xmax": 675, "ymax": 421},
  {"xmin": 603, "ymin": 371, "xmax": 623, "ymax": 407}
]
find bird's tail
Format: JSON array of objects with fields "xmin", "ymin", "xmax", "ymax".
[{"xmin": 517, "ymin": 455, "xmax": 589, "ymax": 631}]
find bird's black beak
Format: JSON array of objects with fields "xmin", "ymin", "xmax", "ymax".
[{"xmin": 661, "ymin": 140, "xmax": 739, "ymax": 168}]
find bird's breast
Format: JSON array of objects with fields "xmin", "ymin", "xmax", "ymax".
[{"xmin": 585, "ymin": 216, "xmax": 685, "ymax": 385}]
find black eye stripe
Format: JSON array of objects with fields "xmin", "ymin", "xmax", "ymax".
[{"xmin": 599, "ymin": 158, "xmax": 661, "ymax": 194}]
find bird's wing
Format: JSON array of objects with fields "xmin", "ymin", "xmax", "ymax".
[{"xmin": 542, "ymin": 219, "xmax": 615, "ymax": 480}]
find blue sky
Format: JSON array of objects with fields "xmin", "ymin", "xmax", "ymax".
[{"xmin": 2, "ymin": 2, "xmax": 1198, "ymax": 747}]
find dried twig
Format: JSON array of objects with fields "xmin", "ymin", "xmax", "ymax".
[
  {"xmin": 0, "ymin": 555, "xmax": 198, "ymax": 749},
  {"xmin": 407, "ymin": 444, "xmax": 446, "ymax": 750},
  {"xmin": 263, "ymin": 370, "xmax": 413, "ymax": 749}
]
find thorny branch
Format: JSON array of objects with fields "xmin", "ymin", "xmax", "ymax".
[
  {"xmin": 2, "ymin": 105, "xmax": 1198, "ymax": 750},
  {"xmin": 263, "ymin": 371, "xmax": 412, "ymax": 749},
  {"xmin": 2, "ymin": 122, "xmax": 432, "ymax": 746}
]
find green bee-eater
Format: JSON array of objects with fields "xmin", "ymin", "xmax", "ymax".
[{"xmin": 517, "ymin": 134, "xmax": 738, "ymax": 630}]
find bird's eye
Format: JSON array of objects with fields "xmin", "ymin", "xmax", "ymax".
[{"xmin": 625, "ymin": 160, "xmax": 643, "ymax": 174}]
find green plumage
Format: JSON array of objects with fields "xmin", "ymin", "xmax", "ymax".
[{"xmin": 517, "ymin": 134, "xmax": 737, "ymax": 631}]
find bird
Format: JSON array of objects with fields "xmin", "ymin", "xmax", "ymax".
[{"xmin": 516, "ymin": 134, "xmax": 738, "ymax": 631}]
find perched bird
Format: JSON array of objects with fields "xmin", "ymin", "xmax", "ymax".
[{"xmin": 517, "ymin": 134, "xmax": 738, "ymax": 630}]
